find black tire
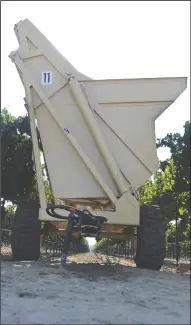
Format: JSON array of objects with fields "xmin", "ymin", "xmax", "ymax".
[
  {"xmin": 11, "ymin": 199, "xmax": 41, "ymax": 261},
  {"xmin": 135, "ymin": 205, "xmax": 165, "ymax": 270}
]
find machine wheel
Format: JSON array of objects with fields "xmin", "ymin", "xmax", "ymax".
[
  {"xmin": 11, "ymin": 199, "xmax": 41, "ymax": 261},
  {"xmin": 135, "ymin": 205, "xmax": 165, "ymax": 270}
]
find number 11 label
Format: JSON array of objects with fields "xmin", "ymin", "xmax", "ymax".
[{"xmin": 41, "ymin": 72, "xmax": 53, "ymax": 85}]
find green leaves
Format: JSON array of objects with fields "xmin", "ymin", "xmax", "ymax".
[
  {"xmin": 93, "ymin": 238, "xmax": 113, "ymax": 253},
  {"xmin": 157, "ymin": 121, "xmax": 190, "ymax": 193},
  {"xmin": 1, "ymin": 108, "xmax": 36, "ymax": 205},
  {"xmin": 139, "ymin": 121, "xmax": 190, "ymax": 239}
]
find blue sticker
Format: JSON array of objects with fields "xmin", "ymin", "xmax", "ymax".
[{"xmin": 64, "ymin": 127, "xmax": 70, "ymax": 134}]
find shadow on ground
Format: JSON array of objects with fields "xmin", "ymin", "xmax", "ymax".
[{"xmin": 1, "ymin": 248, "xmax": 190, "ymax": 275}]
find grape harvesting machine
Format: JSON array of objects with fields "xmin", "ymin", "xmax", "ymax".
[{"xmin": 9, "ymin": 19, "xmax": 187, "ymax": 269}]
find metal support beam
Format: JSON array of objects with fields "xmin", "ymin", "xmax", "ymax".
[{"xmin": 68, "ymin": 76, "xmax": 128, "ymax": 195}]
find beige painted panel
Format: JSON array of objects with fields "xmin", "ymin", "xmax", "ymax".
[
  {"xmin": 36, "ymin": 98, "xmax": 177, "ymax": 197},
  {"xmin": 14, "ymin": 19, "xmax": 89, "ymax": 81},
  {"xmin": 95, "ymin": 102, "xmax": 171, "ymax": 175},
  {"xmin": 25, "ymin": 55, "xmax": 67, "ymax": 109},
  {"xmin": 82, "ymin": 77, "xmax": 186, "ymax": 107},
  {"xmin": 35, "ymin": 86, "xmax": 121, "ymax": 199}
]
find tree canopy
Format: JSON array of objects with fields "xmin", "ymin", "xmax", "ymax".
[
  {"xmin": 1, "ymin": 108, "xmax": 35, "ymax": 206},
  {"xmin": 139, "ymin": 121, "xmax": 190, "ymax": 241},
  {"xmin": 1, "ymin": 108, "xmax": 53, "ymax": 206}
]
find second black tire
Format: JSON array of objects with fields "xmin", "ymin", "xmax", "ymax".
[{"xmin": 135, "ymin": 205, "xmax": 165, "ymax": 270}]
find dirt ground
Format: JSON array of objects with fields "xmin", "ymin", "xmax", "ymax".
[
  {"xmin": 68, "ymin": 252, "xmax": 191, "ymax": 275},
  {"xmin": 1, "ymin": 250, "xmax": 190, "ymax": 324},
  {"xmin": 1, "ymin": 246, "xmax": 190, "ymax": 275}
]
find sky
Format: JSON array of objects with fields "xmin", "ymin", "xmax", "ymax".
[{"xmin": 1, "ymin": 1, "xmax": 190, "ymax": 246}]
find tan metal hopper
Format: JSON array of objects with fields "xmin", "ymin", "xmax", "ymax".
[{"xmin": 9, "ymin": 19, "xmax": 187, "ymax": 226}]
